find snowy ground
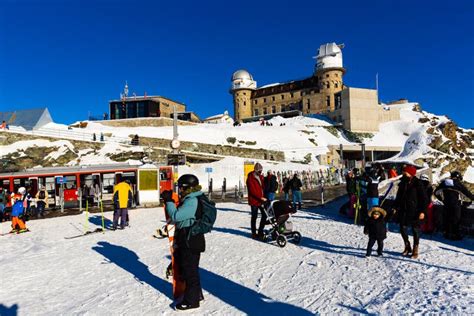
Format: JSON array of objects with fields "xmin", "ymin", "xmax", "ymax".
[{"xmin": 1, "ymin": 198, "xmax": 473, "ymax": 315}]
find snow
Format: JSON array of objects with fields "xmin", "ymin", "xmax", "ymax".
[
  {"xmin": 1, "ymin": 199, "xmax": 473, "ymax": 315},
  {"xmin": 464, "ymin": 166, "xmax": 474, "ymax": 184}
]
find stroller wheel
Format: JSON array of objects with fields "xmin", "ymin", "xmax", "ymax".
[
  {"xmin": 276, "ymin": 235, "xmax": 287, "ymax": 248},
  {"xmin": 292, "ymin": 232, "xmax": 302, "ymax": 244}
]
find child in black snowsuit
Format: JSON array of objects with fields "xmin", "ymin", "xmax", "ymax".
[{"xmin": 364, "ymin": 207, "xmax": 387, "ymax": 257}]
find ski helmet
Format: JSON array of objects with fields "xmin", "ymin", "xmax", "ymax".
[
  {"xmin": 177, "ymin": 174, "xmax": 199, "ymax": 189},
  {"xmin": 18, "ymin": 187, "xmax": 26, "ymax": 195},
  {"xmin": 451, "ymin": 171, "xmax": 462, "ymax": 180}
]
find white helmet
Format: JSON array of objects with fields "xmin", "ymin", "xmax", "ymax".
[{"xmin": 18, "ymin": 187, "xmax": 26, "ymax": 195}]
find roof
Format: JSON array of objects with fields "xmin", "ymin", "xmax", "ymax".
[{"xmin": 0, "ymin": 108, "xmax": 53, "ymax": 130}]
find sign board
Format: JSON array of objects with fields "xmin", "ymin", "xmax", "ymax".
[
  {"xmin": 205, "ymin": 167, "xmax": 213, "ymax": 173},
  {"xmin": 56, "ymin": 177, "xmax": 65, "ymax": 184},
  {"xmin": 167, "ymin": 153, "xmax": 186, "ymax": 166}
]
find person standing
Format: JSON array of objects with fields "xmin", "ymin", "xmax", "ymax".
[
  {"xmin": 434, "ymin": 171, "xmax": 474, "ymax": 240},
  {"xmin": 364, "ymin": 207, "xmax": 387, "ymax": 257},
  {"xmin": 162, "ymin": 174, "xmax": 205, "ymax": 311},
  {"xmin": 291, "ymin": 173, "xmax": 303, "ymax": 210},
  {"xmin": 345, "ymin": 170, "xmax": 357, "ymax": 217},
  {"xmin": 112, "ymin": 180, "xmax": 132, "ymax": 230},
  {"xmin": 392, "ymin": 165, "xmax": 428, "ymax": 259},
  {"xmin": 246, "ymin": 163, "xmax": 267, "ymax": 240},
  {"xmin": 264, "ymin": 170, "xmax": 278, "ymax": 202},
  {"xmin": 0, "ymin": 187, "xmax": 6, "ymax": 222},
  {"xmin": 35, "ymin": 186, "xmax": 49, "ymax": 218},
  {"xmin": 282, "ymin": 176, "xmax": 290, "ymax": 201}
]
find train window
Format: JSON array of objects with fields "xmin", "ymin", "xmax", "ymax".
[
  {"xmin": 122, "ymin": 172, "xmax": 136, "ymax": 184},
  {"xmin": 65, "ymin": 176, "xmax": 77, "ymax": 190},
  {"xmin": 45, "ymin": 177, "xmax": 55, "ymax": 195},
  {"xmin": 102, "ymin": 173, "xmax": 115, "ymax": 194},
  {"xmin": 1, "ymin": 179, "xmax": 9, "ymax": 191}
]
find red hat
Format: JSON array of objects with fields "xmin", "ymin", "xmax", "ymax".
[{"xmin": 403, "ymin": 165, "xmax": 417, "ymax": 177}]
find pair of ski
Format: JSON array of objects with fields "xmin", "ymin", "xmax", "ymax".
[{"xmin": 0, "ymin": 229, "xmax": 30, "ymax": 237}]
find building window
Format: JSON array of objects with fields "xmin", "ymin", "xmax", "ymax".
[
  {"xmin": 335, "ymin": 82, "xmax": 338, "ymax": 88},
  {"xmin": 263, "ymin": 98, "xmax": 266, "ymax": 103},
  {"xmin": 243, "ymin": 101, "xmax": 246, "ymax": 106},
  {"xmin": 335, "ymin": 93, "xmax": 342, "ymax": 109},
  {"xmin": 272, "ymin": 106, "xmax": 276, "ymax": 113},
  {"xmin": 306, "ymin": 99, "xmax": 310, "ymax": 110},
  {"xmin": 326, "ymin": 96, "xmax": 330, "ymax": 107},
  {"xmin": 243, "ymin": 92, "xmax": 246, "ymax": 95},
  {"xmin": 254, "ymin": 100, "xmax": 257, "ymax": 105},
  {"xmin": 290, "ymin": 92, "xmax": 294, "ymax": 98},
  {"xmin": 254, "ymin": 109, "xmax": 259, "ymax": 116},
  {"xmin": 326, "ymin": 74, "xmax": 329, "ymax": 78},
  {"xmin": 263, "ymin": 108, "xmax": 268, "ymax": 115},
  {"xmin": 301, "ymin": 91, "xmax": 306, "ymax": 96},
  {"xmin": 281, "ymin": 94, "xmax": 285, "ymax": 100},
  {"xmin": 272, "ymin": 96, "xmax": 275, "ymax": 101},
  {"xmin": 338, "ymin": 115, "xmax": 342, "ymax": 122},
  {"xmin": 326, "ymin": 82, "xmax": 330, "ymax": 89},
  {"xmin": 335, "ymin": 73, "xmax": 339, "ymax": 77}
]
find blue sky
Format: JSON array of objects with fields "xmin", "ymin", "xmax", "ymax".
[{"xmin": 1, "ymin": 0, "xmax": 473, "ymax": 128}]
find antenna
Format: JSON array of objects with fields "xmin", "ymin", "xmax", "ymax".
[{"xmin": 376, "ymin": 73, "xmax": 379, "ymax": 104}]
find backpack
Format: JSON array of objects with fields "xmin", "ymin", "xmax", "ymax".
[
  {"xmin": 39, "ymin": 190, "xmax": 46, "ymax": 200},
  {"xmin": 189, "ymin": 194, "xmax": 217, "ymax": 236},
  {"xmin": 12, "ymin": 199, "xmax": 25, "ymax": 217}
]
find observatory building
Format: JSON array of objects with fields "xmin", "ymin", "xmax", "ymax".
[{"xmin": 230, "ymin": 42, "xmax": 400, "ymax": 132}]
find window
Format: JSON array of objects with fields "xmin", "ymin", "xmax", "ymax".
[
  {"xmin": 290, "ymin": 92, "xmax": 294, "ymax": 98},
  {"xmin": 243, "ymin": 92, "xmax": 246, "ymax": 95},
  {"xmin": 254, "ymin": 109, "xmax": 259, "ymax": 116},
  {"xmin": 301, "ymin": 91, "xmax": 306, "ymax": 96},
  {"xmin": 281, "ymin": 94, "xmax": 285, "ymax": 100},
  {"xmin": 272, "ymin": 106, "xmax": 276, "ymax": 113},
  {"xmin": 335, "ymin": 82, "xmax": 338, "ymax": 88},
  {"xmin": 307, "ymin": 99, "xmax": 311, "ymax": 109},
  {"xmin": 326, "ymin": 82, "xmax": 330, "ymax": 89},
  {"xmin": 272, "ymin": 96, "xmax": 275, "ymax": 101},
  {"xmin": 326, "ymin": 74, "xmax": 329, "ymax": 78},
  {"xmin": 243, "ymin": 101, "xmax": 246, "ymax": 106},
  {"xmin": 254, "ymin": 100, "xmax": 257, "ymax": 105},
  {"xmin": 263, "ymin": 98, "xmax": 266, "ymax": 103},
  {"xmin": 335, "ymin": 93, "xmax": 342, "ymax": 109},
  {"xmin": 263, "ymin": 108, "xmax": 268, "ymax": 115},
  {"xmin": 326, "ymin": 96, "xmax": 331, "ymax": 107},
  {"xmin": 338, "ymin": 115, "xmax": 342, "ymax": 122},
  {"xmin": 335, "ymin": 73, "xmax": 339, "ymax": 77}
]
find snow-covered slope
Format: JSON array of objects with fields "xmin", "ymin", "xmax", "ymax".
[{"xmin": 1, "ymin": 199, "xmax": 472, "ymax": 315}]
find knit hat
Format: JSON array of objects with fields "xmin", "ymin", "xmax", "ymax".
[
  {"xmin": 403, "ymin": 165, "xmax": 417, "ymax": 177},
  {"xmin": 368, "ymin": 207, "xmax": 387, "ymax": 218}
]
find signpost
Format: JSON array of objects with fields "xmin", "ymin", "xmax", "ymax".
[
  {"xmin": 56, "ymin": 177, "xmax": 65, "ymax": 213},
  {"xmin": 205, "ymin": 167, "xmax": 213, "ymax": 197}
]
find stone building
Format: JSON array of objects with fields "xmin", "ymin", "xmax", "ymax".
[{"xmin": 230, "ymin": 42, "xmax": 400, "ymax": 132}]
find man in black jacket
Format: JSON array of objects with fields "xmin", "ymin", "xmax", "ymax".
[
  {"xmin": 264, "ymin": 170, "xmax": 278, "ymax": 201},
  {"xmin": 393, "ymin": 165, "xmax": 428, "ymax": 259},
  {"xmin": 435, "ymin": 171, "xmax": 474, "ymax": 240}
]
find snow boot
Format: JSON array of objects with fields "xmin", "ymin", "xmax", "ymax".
[
  {"xmin": 411, "ymin": 245, "xmax": 419, "ymax": 259},
  {"xmin": 176, "ymin": 302, "xmax": 199, "ymax": 311},
  {"xmin": 402, "ymin": 242, "xmax": 412, "ymax": 256}
]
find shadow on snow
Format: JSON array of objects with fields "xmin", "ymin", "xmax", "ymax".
[
  {"xmin": 0, "ymin": 304, "xmax": 18, "ymax": 316},
  {"xmin": 89, "ymin": 215, "xmax": 114, "ymax": 229}
]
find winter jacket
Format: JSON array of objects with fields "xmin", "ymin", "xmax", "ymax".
[
  {"xmin": 35, "ymin": 189, "xmax": 49, "ymax": 208},
  {"xmin": 166, "ymin": 191, "xmax": 205, "ymax": 252},
  {"xmin": 367, "ymin": 176, "xmax": 381, "ymax": 198},
  {"xmin": 364, "ymin": 216, "xmax": 387, "ymax": 240},
  {"xmin": 264, "ymin": 175, "xmax": 278, "ymax": 193},
  {"xmin": 11, "ymin": 194, "xmax": 27, "ymax": 217},
  {"xmin": 346, "ymin": 176, "xmax": 357, "ymax": 195},
  {"xmin": 282, "ymin": 178, "xmax": 290, "ymax": 193},
  {"xmin": 247, "ymin": 171, "xmax": 265, "ymax": 206},
  {"xmin": 0, "ymin": 190, "xmax": 5, "ymax": 206},
  {"xmin": 113, "ymin": 182, "xmax": 132, "ymax": 209},
  {"xmin": 290, "ymin": 177, "xmax": 303, "ymax": 192},
  {"xmin": 394, "ymin": 176, "xmax": 429, "ymax": 226},
  {"xmin": 435, "ymin": 178, "xmax": 474, "ymax": 208}
]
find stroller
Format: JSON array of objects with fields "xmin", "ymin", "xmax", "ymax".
[{"xmin": 262, "ymin": 200, "xmax": 302, "ymax": 247}]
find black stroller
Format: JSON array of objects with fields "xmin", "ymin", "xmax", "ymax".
[{"xmin": 263, "ymin": 200, "xmax": 302, "ymax": 247}]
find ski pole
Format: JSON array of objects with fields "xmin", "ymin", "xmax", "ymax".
[
  {"xmin": 100, "ymin": 200, "xmax": 105, "ymax": 232},
  {"xmin": 85, "ymin": 200, "xmax": 89, "ymax": 233}
]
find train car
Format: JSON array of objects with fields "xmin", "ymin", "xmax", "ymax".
[{"xmin": 0, "ymin": 164, "xmax": 175, "ymax": 209}]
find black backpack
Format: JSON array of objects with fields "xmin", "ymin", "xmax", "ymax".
[{"xmin": 39, "ymin": 191, "xmax": 46, "ymax": 200}]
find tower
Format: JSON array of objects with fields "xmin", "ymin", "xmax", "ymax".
[
  {"xmin": 230, "ymin": 70, "xmax": 256, "ymax": 121},
  {"xmin": 314, "ymin": 43, "xmax": 345, "ymax": 112}
]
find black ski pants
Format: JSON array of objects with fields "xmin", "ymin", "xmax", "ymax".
[
  {"xmin": 445, "ymin": 204, "xmax": 462, "ymax": 237},
  {"xmin": 366, "ymin": 237, "xmax": 384, "ymax": 256},
  {"xmin": 176, "ymin": 247, "xmax": 202, "ymax": 306},
  {"xmin": 400, "ymin": 224, "xmax": 420, "ymax": 246},
  {"xmin": 250, "ymin": 205, "xmax": 267, "ymax": 235}
]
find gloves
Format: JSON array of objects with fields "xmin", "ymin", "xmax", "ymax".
[{"xmin": 161, "ymin": 190, "xmax": 173, "ymax": 203}]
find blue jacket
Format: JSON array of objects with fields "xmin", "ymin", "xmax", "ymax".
[{"xmin": 166, "ymin": 191, "xmax": 203, "ymax": 229}]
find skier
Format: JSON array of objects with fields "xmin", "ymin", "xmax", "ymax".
[
  {"xmin": 162, "ymin": 174, "xmax": 206, "ymax": 311},
  {"xmin": 35, "ymin": 186, "xmax": 49, "ymax": 218},
  {"xmin": 392, "ymin": 165, "xmax": 428, "ymax": 259},
  {"xmin": 10, "ymin": 187, "xmax": 28, "ymax": 233},
  {"xmin": 290, "ymin": 173, "xmax": 303, "ymax": 210},
  {"xmin": 364, "ymin": 207, "xmax": 387, "ymax": 257},
  {"xmin": 434, "ymin": 171, "xmax": 474, "ymax": 240},
  {"xmin": 264, "ymin": 170, "xmax": 278, "ymax": 202},
  {"xmin": 246, "ymin": 162, "xmax": 267, "ymax": 240},
  {"xmin": 112, "ymin": 180, "xmax": 133, "ymax": 230}
]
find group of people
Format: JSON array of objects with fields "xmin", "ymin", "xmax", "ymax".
[
  {"xmin": 1, "ymin": 120, "xmax": 9, "ymax": 130},
  {"xmin": 0, "ymin": 186, "xmax": 49, "ymax": 225},
  {"xmin": 349, "ymin": 164, "xmax": 474, "ymax": 259}
]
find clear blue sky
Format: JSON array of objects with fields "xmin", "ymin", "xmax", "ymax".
[{"xmin": 1, "ymin": 0, "xmax": 473, "ymax": 128}]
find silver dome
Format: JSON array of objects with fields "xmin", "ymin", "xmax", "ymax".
[{"xmin": 232, "ymin": 69, "xmax": 253, "ymax": 81}]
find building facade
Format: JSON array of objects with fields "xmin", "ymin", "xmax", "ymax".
[
  {"xmin": 109, "ymin": 95, "xmax": 186, "ymax": 120},
  {"xmin": 230, "ymin": 43, "xmax": 345, "ymax": 122}
]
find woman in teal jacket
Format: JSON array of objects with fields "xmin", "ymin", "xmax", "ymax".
[{"xmin": 162, "ymin": 174, "xmax": 205, "ymax": 311}]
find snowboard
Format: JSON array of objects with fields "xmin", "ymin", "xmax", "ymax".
[
  {"xmin": 1, "ymin": 229, "xmax": 30, "ymax": 236},
  {"xmin": 163, "ymin": 193, "xmax": 186, "ymax": 300}
]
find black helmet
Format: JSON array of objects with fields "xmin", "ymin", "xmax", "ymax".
[
  {"xmin": 451, "ymin": 171, "xmax": 462, "ymax": 180},
  {"xmin": 178, "ymin": 174, "xmax": 199, "ymax": 188}
]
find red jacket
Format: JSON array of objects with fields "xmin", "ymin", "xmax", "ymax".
[{"xmin": 247, "ymin": 171, "xmax": 265, "ymax": 206}]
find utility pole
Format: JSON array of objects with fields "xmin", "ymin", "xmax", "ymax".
[
  {"xmin": 172, "ymin": 105, "xmax": 179, "ymax": 193},
  {"xmin": 361, "ymin": 143, "xmax": 366, "ymax": 169},
  {"xmin": 376, "ymin": 73, "xmax": 379, "ymax": 104}
]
